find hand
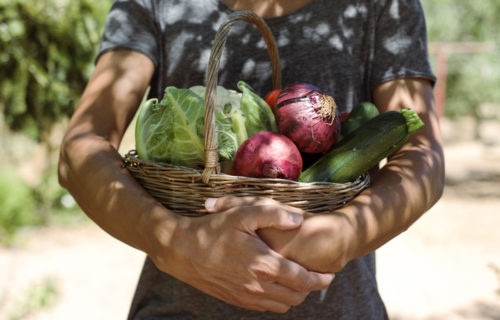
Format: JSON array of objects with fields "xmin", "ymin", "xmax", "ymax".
[
  {"xmin": 147, "ymin": 201, "xmax": 334, "ymax": 313},
  {"xmin": 260, "ymin": 212, "xmax": 356, "ymax": 273},
  {"xmin": 206, "ymin": 196, "xmax": 356, "ymax": 273}
]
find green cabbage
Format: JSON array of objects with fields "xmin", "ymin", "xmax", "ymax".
[
  {"xmin": 237, "ymin": 81, "xmax": 278, "ymax": 137},
  {"xmin": 135, "ymin": 81, "xmax": 277, "ymax": 169}
]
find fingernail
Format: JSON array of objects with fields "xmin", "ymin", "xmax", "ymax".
[
  {"xmin": 205, "ymin": 198, "xmax": 217, "ymax": 212},
  {"xmin": 288, "ymin": 212, "xmax": 303, "ymax": 225}
]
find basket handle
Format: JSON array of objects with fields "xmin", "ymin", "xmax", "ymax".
[{"xmin": 201, "ymin": 10, "xmax": 282, "ymax": 184}]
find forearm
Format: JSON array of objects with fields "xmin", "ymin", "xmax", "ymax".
[
  {"xmin": 338, "ymin": 130, "xmax": 445, "ymax": 260},
  {"xmin": 58, "ymin": 134, "xmax": 178, "ymax": 254},
  {"xmin": 345, "ymin": 78, "xmax": 445, "ymax": 258}
]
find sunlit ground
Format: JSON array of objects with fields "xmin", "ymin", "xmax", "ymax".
[{"xmin": 1, "ymin": 116, "xmax": 499, "ymax": 319}]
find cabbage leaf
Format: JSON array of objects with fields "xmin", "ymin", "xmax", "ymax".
[
  {"xmin": 237, "ymin": 81, "xmax": 278, "ymax": 137},
  {"xmin": 135, "ymin": 81, "xmax": 277, "ymax": 169}
]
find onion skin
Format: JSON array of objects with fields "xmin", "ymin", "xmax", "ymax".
[
  {"xmin": 233, "ymin": 131, "xmax": 303, "ymax": 180},
  {"xmin": 274, "ymin": 83, "xmax": 341, "ymax": 154}
]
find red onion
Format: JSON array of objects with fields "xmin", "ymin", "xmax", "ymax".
[
  {"xmin": 274, "ymin": 83, "xmax": 341, "ymax": 154},
  {"xmin": 233, "ymin": 131, "xmax": 303, "ymax": 180}
]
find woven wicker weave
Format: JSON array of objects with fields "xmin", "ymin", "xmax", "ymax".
[{"xmin": 123, "ymin": 10, "xmax": 370, "ymax": 216}]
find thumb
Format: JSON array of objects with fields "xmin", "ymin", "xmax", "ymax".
[{"xmin": 239, "ymin": 206, "xmax": 304, "ymax": 233}]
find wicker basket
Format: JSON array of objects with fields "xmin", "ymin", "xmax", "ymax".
[{"xmin": 123, "ymin": 10, "xmax": 370, "ymax": 217}]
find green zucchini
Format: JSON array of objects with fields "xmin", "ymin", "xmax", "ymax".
[
  {"xmin": 340, "ymin": 102, "xmax": 380, "ymax": 138},
  {"xmin": 298, "ymin": 108, "xmax": 424, "ymax": 183}
]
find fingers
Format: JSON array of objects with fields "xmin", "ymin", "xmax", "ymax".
[
  {"xmin": 211, "ymin": 249, "xmax": 333, "ymax": 313},
  {"xmin": 219, "ymin": 264, "xmax": 321, "ymax": 312},
  {"xmin": 229, "ymin": 281, "xmax": 309, "ymax": 313},
  {"xmin": 245, "ymin": 298, "xmax": 291, "ymax": 314},
  {"xmin": 240, "ymin": 205, "xmax": 304, "ymax": 233},
  {"xmin": 258, "ymin": 250, "xmax": 334, "ymax": 292},
  {"xmin": 205, "ymin": 196, "xmax": 304, "ymax": 231}
]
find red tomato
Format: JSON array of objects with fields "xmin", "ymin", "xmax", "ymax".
[
  {"xmin": 340, "ymin": 112, "xmax": 350, "ymax": 123},
  {"xmin": 264, "ymin": 89, "xmax": 282, "ymax": 111}
]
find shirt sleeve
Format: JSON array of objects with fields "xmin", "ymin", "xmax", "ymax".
[
  {"xmin": 370, "ymin": 0, "xmax": 436, "ymax": 90},
  {"xmin": 96, "ymin": 0, "xmax": 159, "ymax": 66}
]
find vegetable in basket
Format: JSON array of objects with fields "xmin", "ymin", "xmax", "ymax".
[
  {"xmin": 274, "ymin": 83, "xmax": 341, "ymax": 154},
  {"xmin": 339, "ymin": 101, "xmax": 379, "ymax": 139},
  {"xmin": 299, "ymin": 108, "xmax": 424, "ymax": 183},
  {"xmin": 135, "ymin": 81, "xmax": 277, "ymax": 169},
  {"xmin": 233, "ymin": 131, "xmax": 303, "ymax": 180},
  {"xmin": 263, "ymin": 89, "xmax": 281, "ymax": 111}
]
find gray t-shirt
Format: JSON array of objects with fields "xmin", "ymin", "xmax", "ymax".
[{"xmin": 97, "ymin": 0, "xmax": 435, "ymax": 319}]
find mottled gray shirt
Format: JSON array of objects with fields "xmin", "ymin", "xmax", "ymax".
[{"xmin": 97, "ymin": 0, "xmax": 435, "ymax": 319}]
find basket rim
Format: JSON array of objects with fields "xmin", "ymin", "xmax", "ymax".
[{"xmin": 123, "ymin": 150, "xmax": 370, "ymax": 188}]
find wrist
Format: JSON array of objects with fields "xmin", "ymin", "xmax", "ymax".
[
  {"xmin": 334, "ymin": 211, "xmax": 361, "ymax": 266},
  {"xmin": 316, "ymin": 213, "xmax": 358, "ymax": 272},
  {"xmin": 278, "ymin": 213, "xmax": 358, "ymax": 273},
  {"xmin": 335, "ymin": 194, "xmax": 375, "ymax": 261},
  {"xmin": 138, "ymin": 202, "xmax": 183, "ymax": 264}
]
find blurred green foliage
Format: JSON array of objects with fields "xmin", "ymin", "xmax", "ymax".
[
  {"xmin": 0, "ymin": 0, "xmax": 112, "ymax": 141},
  {"xmin": 8, "ymin": 277, "xmax": 59, "ymax": 320},
  {"xmin": 445, "ymin": 53, "xmax": 500, "ymax": 121},
  {"xmin": 0, "ymin": 166, "xmax": 40, "ymax": 242},
  {"xmin": 0, "ymin": 0, "xmax": 109, "ymax": 243},
  {"xmin": 0, "ymin": 159, "xmax": 84, "ymax": 244},
  {"xmin": 421, "ymin": 0, "xmax": 499, "ymax": 42},
  {"xmin": 421, "ymin": 0, "xmax": 500, "ymax": 119}
]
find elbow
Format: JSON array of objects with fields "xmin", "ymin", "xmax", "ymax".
[
  {"xmin": 429, "ymin": 149, "xmax": 446, "ymax": 206},
  {"xmin": 434, "ymin": 163, "xmax": 446, "ymax": 204},
  {"xmin": 436, "ymin": 145, "xmax": 446, "ymax": 199},
  {"xmin": 57, "ymin": 130, "xmax": 88, "ymax": 190},
  {"xmin": 57, "ymin": 132, "xmax": 75, "ymax": 190}
]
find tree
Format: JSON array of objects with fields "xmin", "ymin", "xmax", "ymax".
[
  {"xmin": 0, "ymin": 0, "xmax": 112, "ymax": 141},
  {"xmin": 421, "ymin": 0, "xmax": 500, "ymax": 128}
]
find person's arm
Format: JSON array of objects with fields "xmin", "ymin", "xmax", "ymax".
[
  {"xmin": 208, "ymin": 77, "xmax": 445, "ymax": 273},
  {"xmin": 58, "ymin": 50, "xmax": 333, "ymax": 313}
]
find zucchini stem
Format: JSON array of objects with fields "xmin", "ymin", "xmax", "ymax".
[{"xmin": 401, "ymin": 108, "xmax": 424, "ymax": 134}]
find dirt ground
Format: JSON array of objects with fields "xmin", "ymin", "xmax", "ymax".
[{"xmin": 1, "ymin": 117, "xmax": 499, "ymax": 319}]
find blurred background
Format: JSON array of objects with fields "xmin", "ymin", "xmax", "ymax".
[{"xmin": 0, "ymin": 0, "xmax": 499, "ymax": 319}]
